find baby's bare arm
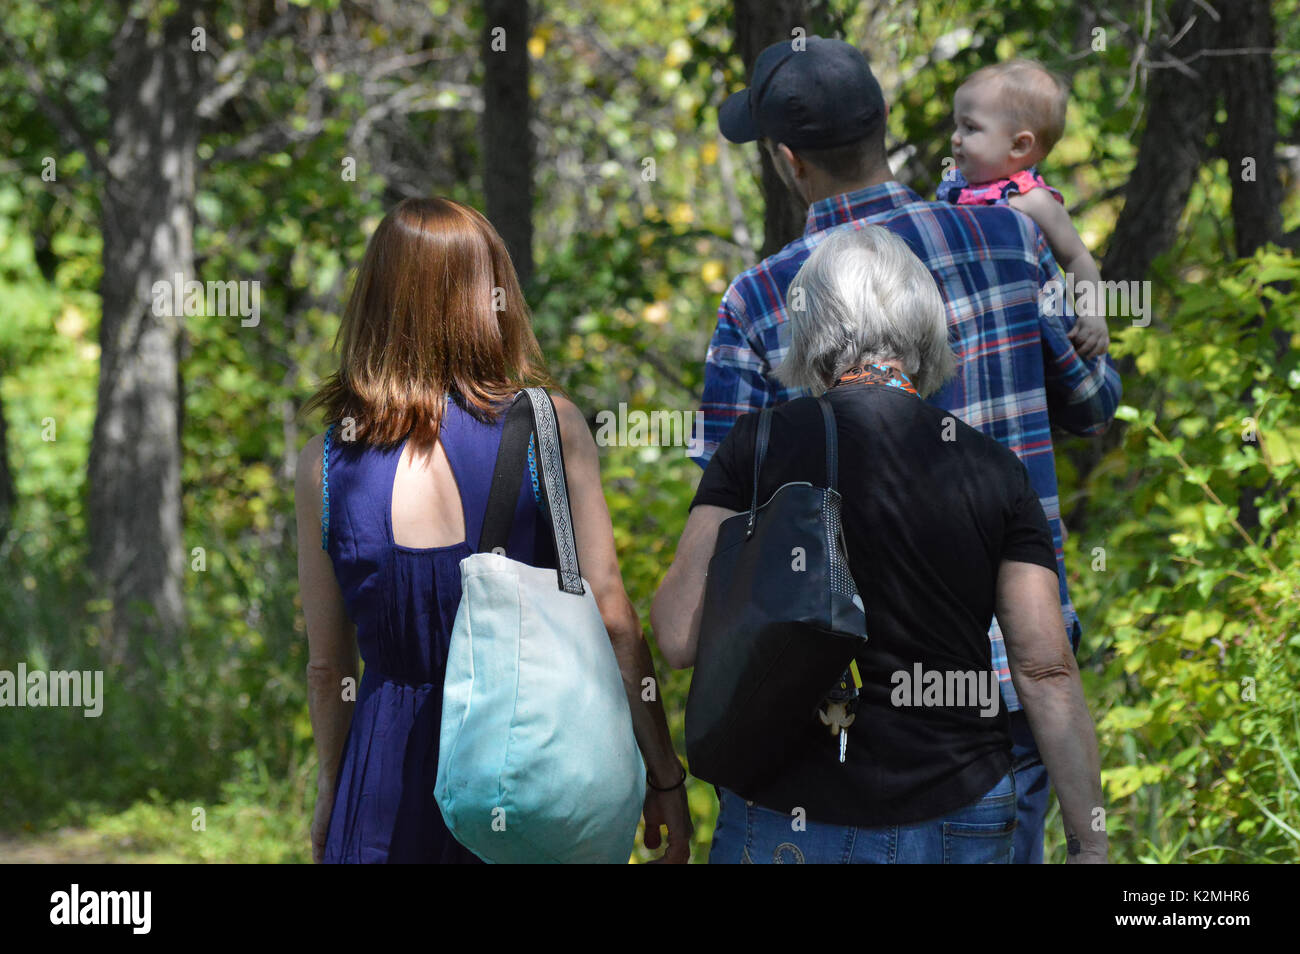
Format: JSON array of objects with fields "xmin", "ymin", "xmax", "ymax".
[
  {"xmin": 1008, "ymin": 189, "xmax": 1108, "ymax": 358},
  {"xmin": 1008, "ymin": 188, "xmax": 1088, "ymax": 266}
]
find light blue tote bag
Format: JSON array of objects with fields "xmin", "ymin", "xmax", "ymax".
[{"xmin": 435, "ymin": 388, "xmax": 646, "ymax": 863}]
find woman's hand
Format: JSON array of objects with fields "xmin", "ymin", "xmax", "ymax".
[
  {"xmin": 642, "ymin": 785, "xmax": 692, "ymax": 863},
  {"xmin": 311, "ymin": 782, "xmax": 334, "ymax": 864}
]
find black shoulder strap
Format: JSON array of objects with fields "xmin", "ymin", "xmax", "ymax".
[
  {"xmin": 478, "ymin": 394, "xmax": 534, "ymax": 556},
  {"xmin": 746, "ymin": 408, "xmax": 773, "ymax": 538},
  {"xmin": 817, "ymin": 396, "xmax": 838, "ymax": 492}
]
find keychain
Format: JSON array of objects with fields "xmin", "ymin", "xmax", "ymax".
[{"xmin": 817, "ymin": 659, "xmax": 863, "ymax": 763}]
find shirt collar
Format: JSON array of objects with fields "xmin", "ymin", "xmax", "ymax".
[{"xmin": 804, "ymin": 180, "xmax": 920, "ymax": 235}]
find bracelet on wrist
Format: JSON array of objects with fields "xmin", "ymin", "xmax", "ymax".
[{"xmin": 647, "ymin": 762, "xmax": 687, "ymax": 792}]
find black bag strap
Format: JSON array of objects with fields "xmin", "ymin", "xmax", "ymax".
[
  {"xmin": 478, "ymin": 388, "xmax": 585, "ymax": 595},
  {"xmin": 746, "ymin": 398, "xmax": 838, "ymax": 536},
  {"xmin": 817, "ymin": 396, "xmax": 838, "ymax": 492},
  {"xmin": 746, "ymin": 408, "xmax": 773, "ymax": 538},
  {"xmin": 479, "ymin": 394, "xmax": 533, "ymax": 555}
]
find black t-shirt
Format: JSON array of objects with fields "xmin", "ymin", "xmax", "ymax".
[{"xmin": 690, "ymin": 382, "xmax": 1058, "ymax": 827}]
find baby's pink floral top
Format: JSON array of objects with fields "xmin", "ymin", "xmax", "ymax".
[{"xmin": 936, "ymin": 166, "xmax": 1064, "ymax": 207}]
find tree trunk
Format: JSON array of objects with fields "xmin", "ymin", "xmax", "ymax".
[
  {"xmin": 87, "ymin": 9, "xmax": 202, "ymax": 662},
  {"xmin": 1215, "ymin": 0, "xmax": 1284, "ymax": 532},
  {"xmin": 732, "ymin": 0, "xmax": 811, "ymax": 260},
  {"xmin": 1100, "ymin": 0, "xmax": 1223, "ymax": 282},
  {"xmin": 1217, "ymin": 0, "xmax": 1282, "ymax": 259},
  {"xmin": 481, "ymin": 0, "xmax": 535, "ymax": 286}
]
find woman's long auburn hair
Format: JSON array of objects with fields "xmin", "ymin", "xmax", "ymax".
[{"xmin": 302, "ymin": 197, "xmax": 554, "ymax": 451}]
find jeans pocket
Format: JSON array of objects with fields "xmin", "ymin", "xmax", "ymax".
[
  {"xmin": 943, "ymin": 819, "xmax": 1016, "ymax": 863},
  {"xmin": 942, "ymin": 772, "xmax": 1017, "ymax": 863},
  {"xmin": 743, "ymin": 801, "xmax": 808, "ymax": 864}
]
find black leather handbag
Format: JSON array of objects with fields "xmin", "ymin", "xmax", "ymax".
[{"xmin": 685, "ymin": 396, "xmax": 868, "ymax": 795}]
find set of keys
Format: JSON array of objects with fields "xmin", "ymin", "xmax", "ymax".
[{"xmin": 817, "ymin": 659, "xmax": 863, "ymax": 763}]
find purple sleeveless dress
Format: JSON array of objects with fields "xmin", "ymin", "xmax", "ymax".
[{"xmin": 320, "ymin": 394, "xmax": 556, "ymax": 863}]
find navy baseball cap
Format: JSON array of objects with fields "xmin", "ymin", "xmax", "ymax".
[{"xmin": 719, "ymin": 36, "xmax": 885, "ymax": 149}]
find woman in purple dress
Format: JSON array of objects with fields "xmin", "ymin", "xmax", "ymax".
[{"xmin": 295, "ymin": 197, "xmax": 691, "ymax": 863}]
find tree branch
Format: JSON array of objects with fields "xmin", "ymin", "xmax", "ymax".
[
  {"xmin": 0, "ymin": 32, "xmax": 109, "ymax": 180},
  {"xmin": 196, "ymin": 11, "xmax": 299, "ymax": 119}
]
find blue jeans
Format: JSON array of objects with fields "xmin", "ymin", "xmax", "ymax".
[
  {"xmin": 1010, "ymin": 709, "xmax": 1049, "ymax": 864},
  {"xmin": 708, "ymin": 770, "xmax": 1017, "ymax": 864}
]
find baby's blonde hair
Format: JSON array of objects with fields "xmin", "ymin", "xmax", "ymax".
[{"xmin": 962, "ymin": 59, "xmax": 1070, "ymax": 159}]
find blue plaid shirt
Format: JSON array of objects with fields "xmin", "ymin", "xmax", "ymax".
[{"xmin": 694, "ymin": 181, "xmax": 1122, "ymax": 711}]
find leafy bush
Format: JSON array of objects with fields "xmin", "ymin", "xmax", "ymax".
[{"xmin": 1054, "ymin": 247, "xmax": 1300, "ymax": 863}]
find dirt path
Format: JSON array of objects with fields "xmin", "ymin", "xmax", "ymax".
[{"xmin": 0, "ymin": 829, "xmax": 177, "ymax": 864}]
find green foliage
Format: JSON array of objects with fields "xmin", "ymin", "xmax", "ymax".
[
  {"xmin": 1050, "ymin": 248, "xmax": 1300, "ymax": 863},
  {"xmin": 3, "ymin": 752, "xmax": 314, "ymax": 863}
]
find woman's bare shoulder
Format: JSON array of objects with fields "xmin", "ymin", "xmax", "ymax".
[
  {"xmin": 295, "ymin": 432, "xmax": 327, "ymax": 496},
  {"xmin": 548, "ymin": 393, "xmax": 590, "ymax": 439}
]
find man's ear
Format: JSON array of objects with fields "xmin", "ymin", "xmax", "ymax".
[
  {"xmin": 1009, "ymin": 130, "xmax": 1037, "ymax": 161},
  {"xmin": 776, "ymin": 142, "xmax": 803, "ymax": 179}
]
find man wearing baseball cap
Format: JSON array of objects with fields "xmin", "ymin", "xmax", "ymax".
[
  {"xmin": 717, "ymin": 35, "xmax": 887, "ymax": 159},
  {"xmin": 692, "ymin": 35, "xmax": 1122, "ymax": 864}
]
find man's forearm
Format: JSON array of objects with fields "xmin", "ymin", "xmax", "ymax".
[{"xmin": 1046, "ymin": 356, "xmax": 1121, "ymax": 436}]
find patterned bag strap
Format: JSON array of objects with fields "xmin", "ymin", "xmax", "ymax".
[
  {"xmin": 320, "ymin": 422, "xmax": 336, "ymax": 551},
  {"xmin": 523, "ymin": 387, "xmax": 584, "ymax": 596}
]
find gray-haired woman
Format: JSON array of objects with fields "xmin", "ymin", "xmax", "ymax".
[{"xmin": 653, "ymin": 224, "xmax": 1106, "ymax": 864}]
